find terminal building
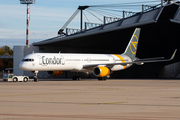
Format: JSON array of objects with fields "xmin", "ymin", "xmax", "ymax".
[{"xmin": 14, "ymin": 1, "xmax": 180, "ymax": 79}]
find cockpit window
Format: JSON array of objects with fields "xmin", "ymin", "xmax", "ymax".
[{"xmin": 22, "ymin": 59, "xmax": 34, "ymax": 62}]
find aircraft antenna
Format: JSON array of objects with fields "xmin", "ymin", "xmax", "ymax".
[{"xmin": 20, "ymin": 0, "xmax": 36, "ymax": 46}]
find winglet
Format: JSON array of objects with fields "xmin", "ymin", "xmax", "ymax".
[{"xmin": 170, "ymin": 49, "xmax": 177, "ymax": 60}]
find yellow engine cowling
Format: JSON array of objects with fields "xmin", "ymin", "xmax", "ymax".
[
  {"xmin": 93, "ymin": 66, "xmax": 111, "ymax": 77},
  {"xmin": 46, "ymin": 71, "xmax": 63, "ymax": 77}
]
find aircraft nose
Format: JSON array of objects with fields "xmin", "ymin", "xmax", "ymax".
[
  {"xmin": 19, "ymin": 62, "xmax": 23, "ymax": 69},
  {"xmin": 19, "ymin": 62, "xmax": 26, "ymax": 70}
]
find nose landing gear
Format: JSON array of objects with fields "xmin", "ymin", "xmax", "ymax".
[{"xmin": 34, "ymin": 71, "xmax": 39, "ymax": 82}]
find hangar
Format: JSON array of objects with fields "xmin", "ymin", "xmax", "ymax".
[{"xmin": 14, "ymin": 1, "xmax": 180, "ymax": 79}]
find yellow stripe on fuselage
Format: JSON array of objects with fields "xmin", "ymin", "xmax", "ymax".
[{"xmin": 113, "ymin": 54, "xmax": 126, "ymax": 69}]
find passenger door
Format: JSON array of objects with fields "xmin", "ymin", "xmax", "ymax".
[
  {"xmin": 38, "ymin": 55, "xmax": 42, "ymax": 65},
  {"xmin": 61, "ymin": 55, "xmax": 65, "ymax": 65}
]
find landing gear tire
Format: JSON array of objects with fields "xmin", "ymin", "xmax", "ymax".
[
  {"xmin": 72, "ymin": 72, "xmax": 81, "ymax": 81},
  {"xmin": 72, "ymin": 76, "xmax": 81, "ymax": 81},
  {"xmin": 33, "ymin": 71, "xmax": 39, "ymax": 82},
  {"xmin": 34, "ymin": 76, "xmax": 38, "ymax": 82}
]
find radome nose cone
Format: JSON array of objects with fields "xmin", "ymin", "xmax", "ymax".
[
  {"xmin": 19, "ymin": 62, "xmax": 25, "ymax": 70},
  {"xmin": 19, "ymin": 62, "xmax": 23, "ymax": 69}
]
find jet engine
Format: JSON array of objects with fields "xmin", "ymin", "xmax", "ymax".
[
  {"xmin": 93, "ymin": 66, "xmax": 111, "ymax": 77},
  {"xmin": 46, "ymin": 71, "xmax": 63, "ymax": 77}
]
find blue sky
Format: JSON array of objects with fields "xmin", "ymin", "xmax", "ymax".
[{"xmin": 0, "ymin": 0, "xmax": 161, "ymax": 48}]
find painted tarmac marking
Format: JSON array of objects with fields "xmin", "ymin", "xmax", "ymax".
[
  {"xmin": 79, "ymin": 101, "xmax": 126, "ymax": 105},
  {"xmin": 0, "ymin": 92, "xmax": 89, "ymax": 97},
  {"xmin": 0, "ymin": 113, "xmax": 180, "ymax": 119}
]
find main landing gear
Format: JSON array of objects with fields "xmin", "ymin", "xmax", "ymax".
[
  {"xmin": 98, "ymin": 77, "xmax": 107, "ymax": 81},
  {"xmin": 72, "ymin": 72, "xmax": 81, "ymax": 81},
  {"xmin": 98, "ymin": 75, "xmax": 110, "ymax": 81},
  {"xmin": 72, "ymin": 73, "xmax": 109, "ymax": 81}
]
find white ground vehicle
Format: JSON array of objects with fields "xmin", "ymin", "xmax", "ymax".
[{"xmin": 3, "ymin": 74, "xmax": 33, "ymax": 82}]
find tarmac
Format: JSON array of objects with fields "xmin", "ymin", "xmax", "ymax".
[{"xmin": 0, "ymin": 79, "xmax": 180, "ymax": 120}]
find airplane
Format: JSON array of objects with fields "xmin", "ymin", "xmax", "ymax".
[{"xmin": 19, "ymin": 28, "xmax": 177, "ymax": 81}]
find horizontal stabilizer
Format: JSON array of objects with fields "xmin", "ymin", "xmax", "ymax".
[
  {"xmin": 137, "ymin": 57, "xmax": 164, "ymax": 61},
  {"xmin": 123, "ymin": 49, "xmax": 177, "ymax": 65}
]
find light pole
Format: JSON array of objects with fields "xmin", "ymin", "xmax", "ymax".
[{"xmin": 20, "ymin": 0, "xmax": 36, "ymax": 46}]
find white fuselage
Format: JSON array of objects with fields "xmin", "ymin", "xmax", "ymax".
[{"xmin": 19, "ymin": 53, "xmax": 132, "ymax": 72}]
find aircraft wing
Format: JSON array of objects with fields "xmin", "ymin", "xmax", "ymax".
[
  {"xmin": 83, "ymin": 49, "xmax": 177, "ymax": 69},
  {"xmin": 132, "ymin": 49, "xmax": 177, "ymax": 65}
]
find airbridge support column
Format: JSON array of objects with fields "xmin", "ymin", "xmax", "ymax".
[{"xmin": 13, "ymin": 46, "xmax": 24, "ymax": 76}]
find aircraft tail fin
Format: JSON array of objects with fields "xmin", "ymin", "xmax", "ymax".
[{"xmin": 123, "ymin": 28, "xmax": 141, "ymax": 61}]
